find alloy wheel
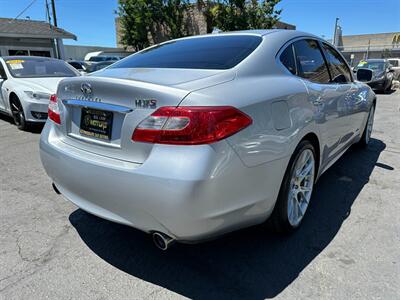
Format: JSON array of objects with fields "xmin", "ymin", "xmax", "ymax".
[{"xmin": 287, "ymin": 148, "xmax": 315, "ymax": 227}]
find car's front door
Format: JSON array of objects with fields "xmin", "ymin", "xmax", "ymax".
[
  {"xmin": 319, "ymin": 42, "xmax": 361, "ymax": 145},
  {"xmin": 293, "ymin": 39, "xmax": 347, "ymax": 163},
  {"xmin": 0, "ymin": 60, "xmax": 7, "ymax": 111}
]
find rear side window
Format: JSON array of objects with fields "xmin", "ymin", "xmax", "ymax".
[
  {"xmin": 280, "ymin": 45, "xmax": 296, "ymax": 75},
  {"xmin": 322, "ymin": 43, "xmax": 352, "ymax": 83},
  {"xmin": 293, "ymin": 39, "xmax": 330, "ymax": 84},
  {"xmin": 110, "ymin": 35, "xmax": 262, "ymax": 70}
]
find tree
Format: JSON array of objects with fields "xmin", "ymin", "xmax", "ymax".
[
  {"xmin": 206, "ymin": 0, "xmax": 281, "ymax": 32},
  {"xmin": 118, "ymin": 0, "xmax": 189, "ymax": 51},
  {"xmin": 118, "ymin": 0, "xmax": 153, "ymax": 51}
]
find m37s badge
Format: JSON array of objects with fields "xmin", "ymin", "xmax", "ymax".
[{"xmin": 135, "ymin": 99, "xmax": 157, "ymax": 109}]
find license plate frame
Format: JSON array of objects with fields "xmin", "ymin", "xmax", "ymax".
[{"xmin": 79, "ymin": 107, "xmax": 113, "ymax": 141}]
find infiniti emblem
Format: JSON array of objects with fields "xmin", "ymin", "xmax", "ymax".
[{"xmin": 81, "ymin": 83, "xmax": 92, "ymax": 97}]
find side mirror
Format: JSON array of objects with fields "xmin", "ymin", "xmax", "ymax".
[
  {"xmin": 388, "ymin": 67, "xmax": 394, "ymax": 73},
  {"xmin": 356, "ymin": 68, "xmax": 373, "ymax": 82}
]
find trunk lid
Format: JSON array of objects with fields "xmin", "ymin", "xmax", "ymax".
[
  {"xmin": 56, "ymin": 76, "xmax": 190, "ymax": 163},
  {"xmin": 55, "ymin": 69, "xmax": 234, "ymax": 164},
  {"xmin": 96, "ymin": 67, "xmax": 230, "ymax": 86}
]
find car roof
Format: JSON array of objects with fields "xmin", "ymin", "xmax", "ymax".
[{"xmin": 158, "ymin": 29, "xmax": 321, "ymax": 48}]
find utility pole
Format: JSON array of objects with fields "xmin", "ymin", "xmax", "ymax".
[
  {"xmin": 51, "ymin": 0, "xmax": 58, "ymax": 27},
  {"xmin": 366, "ymin": 39, "xmax": 371, "ymax": 60},
  {"xmin": 45, "ymin": 0, "xmax": 52, "ymax": 25},
  {"xmin": 333, "ymin": 17, "xmax": 339, "ymax": 46},
  {"xmin": 49, "ymin": 0, "xmax": 63, "ymax": 59}
]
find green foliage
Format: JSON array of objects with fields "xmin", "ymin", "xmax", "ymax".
[
  {"xmin": 208, "ymin": 0, "xmax": 281, "ymax": 32},
  {"xmin": 118, "ymin": 0, "xmax": 189, "ymax": 51},
  {"xmin": 118, "ymin": 0, "xmax": 281, "ymax": 50}
]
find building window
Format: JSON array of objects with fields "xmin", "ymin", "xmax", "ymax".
[
  {"xmin": 30, "ymin": 50, "xmax": 51, "ymax": 57},
  {"xmin": 8, "ymin": 49, "xmax": 29, "ymax": 56}
]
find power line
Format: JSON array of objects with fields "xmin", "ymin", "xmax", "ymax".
[{"xmin": 13, "ymin": 0, "xmax": 38, "ymax": 20}]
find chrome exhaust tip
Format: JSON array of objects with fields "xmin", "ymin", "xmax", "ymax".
[
  {"xmin": 52, "ymin": 183, "xmax": 61, "ymax": 195},
  {"xmin": 152, "ymin": 232, "xmax": 175, "ymax": 250}
]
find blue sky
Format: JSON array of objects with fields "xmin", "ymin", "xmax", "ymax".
[{"xmin": 0, "ymin": 0, "xmax": 399, "ymax": 47}]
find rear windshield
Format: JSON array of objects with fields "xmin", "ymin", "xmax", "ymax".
[
  {"xmin": 110, "ymin": 35, "xmax": 262, "ymax": 70},
  {"xmin": 5, "ymin": 58, "xmax": 77, "ymax": 78}
]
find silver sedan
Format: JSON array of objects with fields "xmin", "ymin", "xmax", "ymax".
[{"xmin": 40, "ymin": 30, "xmax": 376, "ymax": 250}]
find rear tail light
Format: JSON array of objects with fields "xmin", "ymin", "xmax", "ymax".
[
  {"xmin": 48, "ymin": 94, "xmax": 61, "ymax": 124},
  {"xmin": 132, "ymin": 106, "xmax": 252, "ymax": 145}
]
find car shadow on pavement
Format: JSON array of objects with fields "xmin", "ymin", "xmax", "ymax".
[
  {"xmin": 0, "ymin": 113, "xmax": 44, "ymax": 133},
  {"xmin": 69, "ymin": 138, "xmax": 387, "ymax": 299}
]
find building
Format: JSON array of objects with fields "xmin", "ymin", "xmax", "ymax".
[
  {"xmin": 336, "ymin": 32, "xmax": 400, "ymax": 66},
  {"xmin": 63, "ymin": 45, "xmax": 131, "ymax": 61},
  {"xmin": 115, "ymin": 7, "xmax": 295, "ymax": 48},
  {"xmin": 0, "ymin": 18, "xmax": 76, "ymax": 59}
]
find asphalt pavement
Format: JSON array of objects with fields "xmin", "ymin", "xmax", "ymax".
[{"xmin": 0, "ymin": 90, "xmax": 399, "ymax": 299}]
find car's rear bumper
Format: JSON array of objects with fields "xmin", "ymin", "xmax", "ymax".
[{"xmin": 40, "ymin": 122, "xmax": 287, "ymax": 242}]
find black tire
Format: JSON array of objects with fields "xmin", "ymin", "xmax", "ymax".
[
  {"xmin": 384, "ymin": 79, "xmax": 393, "ymax": 94},
  {"xmin": 356, "ymin": 105, "xmax": 375, "ymax": 148},
  {"xmin": 270, "ymin": 140, "xmax": 316, "ymax": 234},
  {"xmin": 10, "ymin": 96, "xmax": 29, "ymax": 131}
]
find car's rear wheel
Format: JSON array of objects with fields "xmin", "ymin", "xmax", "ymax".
[
  {"xmin": 10, "ymin": 97, "xmax": 28, "ymax": 131},
  {"xmin": 270, "ymin": 140, "xmax": 316, "ymax": 233},
  {"xmin": 357, "ymin": 105, "xmax": 375, "ymax": 148}
]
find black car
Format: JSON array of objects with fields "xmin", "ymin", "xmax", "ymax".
[
  {"xmin": 85, "ymin": 61, "xmax": 115, "ymax": 73},
  {"xmin": 67, "ymin": 60, "xmax": 89, "ymax": 73},
  {"xmin": 354, "ymin": 59, "xmax": 394, "ymax": 93}
]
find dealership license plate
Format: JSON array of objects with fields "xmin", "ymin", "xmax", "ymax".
[{"xmin": 79, "ymin": 108, "xmax": 113, "ymax": 141}]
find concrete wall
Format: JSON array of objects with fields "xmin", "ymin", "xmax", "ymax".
[
  {"xmin": 64, "ymin": 45, "xmax": 130, "ymax": 61},
  {"xmin": 342, "ymin": 49, "xmax": 400, "ymax": 67}
]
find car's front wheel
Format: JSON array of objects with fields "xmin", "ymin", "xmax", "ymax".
[
  {"xmin": 270, "ymin": 140, "xmax": 316, "ymax": 233},
  {"xmin": 10, "ymin": 96, "xmax": 28, "ymax": 131},
  {"xmin": 384, "ymin": 79, "xmax": 393, "ymax": 94}
]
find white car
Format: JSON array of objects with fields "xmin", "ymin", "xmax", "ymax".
[
  {"xmin": 0, "ymin": 56, "xmax": 79, "ymax": 130},
  {"xmin": 388, "ymin": 58, "xmax": 400, "ymax": 80}
]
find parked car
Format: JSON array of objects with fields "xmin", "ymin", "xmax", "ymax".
[
  {"xmin": 67, "ymin": 60, "xmax": 89, "ymax": 74},
  {"xmin": 354, "ymin": 59, "xmax": 394, "ymax": 93},
  {"xmin": 85, "ymin": 61, "xmax": 115, "ymax": 73},
  {"xmin": 86, "ymin": 56, "xmax": 120, "ymax": 63},
  {"xmin": 84, "ymin": 51, "xmax": 125, "ymax": 62},
  {"xmin": 387, "ymin": 58, "xmax": 400, "ymax": 80},
  {"xmin": 0, "ymin": 56, "xmax": 80, "ymax": 130},
  {"xmin": 40, "ymin": 30, "xmax": 376, "ymax": 250}
]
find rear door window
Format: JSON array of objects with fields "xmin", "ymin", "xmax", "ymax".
[
  {"xmin": 293, "ymin": 39, "xmax": 331, "ymax": 84},
  {"xmin": 322, "ymin": 43, "xmax": 352, "ymax": 83}
]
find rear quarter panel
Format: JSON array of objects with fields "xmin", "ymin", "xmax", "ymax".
[{"xmin": 181, "ymin": 74, "xmax": 319, "ymax": 168}]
